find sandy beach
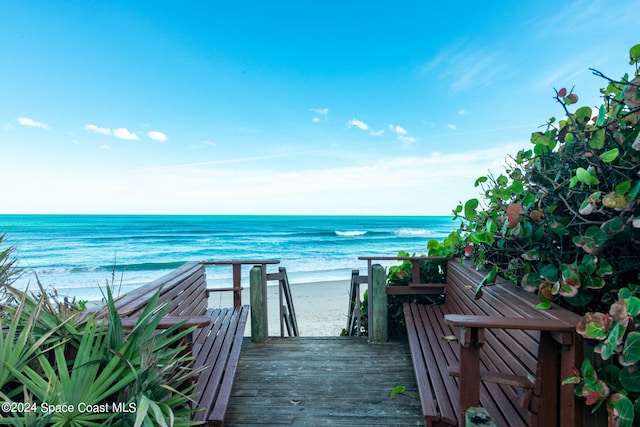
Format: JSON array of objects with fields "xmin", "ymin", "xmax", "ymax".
[{"xmin": 207, "ymin": 279, "xmax": 360, "ymax": 337}]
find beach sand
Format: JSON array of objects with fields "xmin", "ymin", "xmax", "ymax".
[{"xmin": 207, "ymin": 279, "xmax": 360, "ymax": 337}]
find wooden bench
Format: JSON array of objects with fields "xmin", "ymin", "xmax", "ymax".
[
  {"xmin": 83, "ymin": 261, "xmax": 249, "ymax": 426},
  {"xmin": 402, "ymin": 259, "xmax": 583, "ymax": 427}
]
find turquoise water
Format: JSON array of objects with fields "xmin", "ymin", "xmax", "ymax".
[{"xmin": 0, "ymin": 215, "xmax": 457, "ymax": 300}]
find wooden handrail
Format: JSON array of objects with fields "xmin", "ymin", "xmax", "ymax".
[
  {"xmin": 201, "ymin": 260, "xmax": 280, "ymax": 308},
  {"xmin": 358, "ymin": 256, "xmax": 449, "ymax": 286}
]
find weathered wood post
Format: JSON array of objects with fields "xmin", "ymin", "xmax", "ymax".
[
  {"xmin": 371, "ymin": 264, "xmax": 388, "ymax": 343},
  {"xmin": 250, "ymin": 265, "xmax": 266, "ymax": 343}
]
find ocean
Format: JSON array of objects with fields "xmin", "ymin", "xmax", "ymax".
[{"xmin": 0, "ymin": 215, "xmax": 458, "ymax": 301}]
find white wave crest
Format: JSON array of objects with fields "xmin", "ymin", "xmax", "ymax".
[
  {"xmin": 335, "ymin": 230, "xmax": 367, "ymax": 237},
  {"xmin": 395, "ymin": 228, "xmax": 431, "ymax": 236}
]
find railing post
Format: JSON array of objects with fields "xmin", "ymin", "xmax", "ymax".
[
  {"xmin": 232, "ymin": 262, "xmax": 242, "ymax": 308},
  {"xmin": 250, "ymin": 265, "xmax": 266, "ymax": 343},
  {"xmin": 371, "ymin": 264, "xmax": 388, "ymax": 343}
]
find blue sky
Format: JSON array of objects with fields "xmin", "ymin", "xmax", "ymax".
[{"xmin": 1, "ymin": 1, "xmax": 637, "ymax": 215}]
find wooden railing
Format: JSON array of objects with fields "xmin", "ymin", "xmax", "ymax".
[
  {"xmin": 201, "ymin": 260, "xmax": 280, "ymax": 308},
  {"xmin": 345, "ymin": 269, "xmax": 368, "ymax": 336},
  {"xmin": 266, "ymin": 267, "xmax": 299, "ymax": 337},
  {"xmin": 357, "ymin": 256, "xmax": 450, "ymax": 342}
]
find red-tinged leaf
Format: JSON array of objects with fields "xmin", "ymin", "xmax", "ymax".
[
  {"xmin": 558, "ymin": 88, "xmax": 567, "ymax": 97},
  {"xmin": 586, "ymin": 391, "xmax": 602, "ymax": 406},
  {"xmin": 506, "ymin": 203, "xmax": 522, "ymax": 229}
]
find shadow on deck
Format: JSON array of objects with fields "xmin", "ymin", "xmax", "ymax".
[{"xmin": 224, "ymin": 337, "xmax": 423, "ymax": 427}]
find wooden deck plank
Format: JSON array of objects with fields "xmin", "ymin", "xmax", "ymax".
[{"xmin": 223, "ymin": 337, "xmax": 424, "ymax": 427}]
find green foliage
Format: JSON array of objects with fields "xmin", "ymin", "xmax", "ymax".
[
  {"xmin": 346, "ymin": 251, "xmax": 450, "ymax": 337},
  {"xmin": 385, "ymin": 251, "xmax": 447, "ymax": 337},
  {"xmin": 453, "ymin": 44, "xmax": 640, "ymax": 425},
  {"xmin": 0, "ymin": 234, "xmax": 21, "ymax": 316},
  {"xmin": 389, "ymin": 385, "xmax": 405, "ymax": 399},
  {"xmin": 1, "ymin": 281, "xmax": 200, "ymax": 426}
]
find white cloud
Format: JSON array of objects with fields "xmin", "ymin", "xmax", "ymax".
[
  {"xmin": 458, "ymin": 109, "xmax": 467, "ymax": 115},
  {"xmin": 389, "ymin": 124, "xmax": 407, "ymax": 135},
  {"xmin": 347, "ymin": 119, "xmax": 369, "ymax": 131},
  {"xmin": 85, "ymin": 124, "xmax": 139, "ymax": 140},
  {"xmin": 370, "ymin": 130, "xmax": 385, "ymax": 137},
  {"xmin": 100, "ymin": 144, "xmax": 111, "ymax": 150},
  {"xmin": 17, "ymin": 117, "xmax": 51, "ymax": 130},
  {"xmin": 147, "ymin": 131, "xmax": 168, "ymax": 142},
  {"xmin": 398, "ymin": 135, "xmax": 417, "ymax": 144},
  {"xmin": 448, "ymin": 124, "xmax": 457, "ymax": 130},
  {"xmin": 310, "ymin": 108, "xmax": 329, "ymax": 115},
  {"xmin": 2, "ymin": 123, "xmax": 13, "ymax": 130},
  {"xmin": 112, "ymin": 128, "xmax": 139, "ymax": 140},
  {"xmin": 423, "ymin": 42, "xmax": 505, "ymax": 92},
  {"xmin": 190, "ymin": 140, "xmax": 217, "ymax": 149},
  {"xmin": 312, "ymin": 117, "xmax": 321, "ymax": 123},
  {"xmin": 389, "ymin": 123, "xmax": 414, "ymax": 142},
  {"xmin": 85, "ymin": 124, "xmax": 111, "ymax": 135},
  {"xmin": 3, "ymin": 141, "xmax": 525, "ymax": 215}
]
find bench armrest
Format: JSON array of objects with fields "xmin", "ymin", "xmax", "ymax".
[{"xmin": 444, "ymin": 314, "xmax": 574, "ymax": 332}]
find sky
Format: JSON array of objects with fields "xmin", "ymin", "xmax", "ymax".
[{"xmin": 1, "ymin": 0, "xmax": 638, "ymax": 216}]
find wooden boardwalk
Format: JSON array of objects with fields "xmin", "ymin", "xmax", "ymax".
[{"xmin": 224, "ymin": 337, "xmax": 424, "ymax": 427}]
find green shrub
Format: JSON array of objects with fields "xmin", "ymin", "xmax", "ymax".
[
  {"xmin": 453, "ymin": 44, "xmax": 640, "ymax": 426},
  {"xmin": 1, "ymin": 283, "xmax": 200, "ymax": 426}
]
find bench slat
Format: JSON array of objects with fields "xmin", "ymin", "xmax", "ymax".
[
  {"xmin": 403, "ymin": 303, "xmax": 451, "ymax": 424},
  {"xmin": 209, "ymin": 305, "xmax": 249, "ymax": 425},
  {"xmin": 193, "ymin": 306, "xmax": 249, "ymax": 425}
]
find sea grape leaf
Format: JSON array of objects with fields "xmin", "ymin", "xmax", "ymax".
[
  {"xmin": 580, "ymin": 254, "xmax": 598, "ymax": 275},
  {"xmin": 576, "ymin": 167, "xmax": 600, "ymax": 185},
  {"xmin": 596, "ymin": 259, "xmax": 613, "ymax": 277},
  {"xmin": 602, "ymin": 322, "xmax": 625, "ymax": 360},
  {"xmin": 561, "ymin": 264, "xmax": 581, "ymax": 289},
  {"xmin": 616, "ymin": 180, "xmax": 631, "ymax": 195},
  {"xmin": 583, "ymin": 276, "xmax": 605, "ymax": 290},
  {"xmin": 475, "ymin": 265, "xmax": 498, "ymax": 299},
  {"xmin": 572, "ymin": 226, "xmax": 607, "ymax": 253},
  {"xmin": 628, "ymin": 181, "xmax": 640, "ymax": 201},
  {"xmin": 619, "ymin": 366, "xmax": 640, "ymax": 392},
  {"xmin": 470, "ymin": 232, "xmax": 493, "ymax": 244},
  {"xmin": 540, "ymin": 264, "xmax": 558, "ymax": 282},
  {"xmin": 626, "ymin": 296, "xmax": 640, "ymax": 317},
  {"xmin": 581, "ymin": 359, "xmax": 597, "ymax": 383},
  {"xmin": 536, "ymin": 301, "xmax": 552, "ymax": 310},
  {"xmin": 531, "ymin": 132, "xmax": 547, "ymax": 146},
  {"xmin": 474, "ymin": 176, "xmax": 487, "ymax": 187},
  {"xmin": 596, "ymin": 105, "xmax": 606, "ymax": 126},
  {"xmin": 619, "ymin": 288, "xmax": 633, "ymax": 299},
  {"xmin": 566, "ymin": 290, "xmax": 593, "ymax": 307},
  {"xmin": 601, "ymin": 148, "xmax": 619, "ymax": 163},
  {"xmin": 464, "ymin": 199, "xmax": 479, "ymax": 221},
  {"xmin": 549, "ymin": 222, "xmax": 570, "ymax": 236},
  {"xmin": 603, "ymin": 192, "xmax": 627, "ymax": 208},
  {"xmin": 621, "ymin": 332, "xmax": 640, "ymax": 365},
  {"xmin": 589, "ymin": 129, "xmax": 605, "ymax": 150},
  {"xmin": 609, "ymin": 394, "xmax": 634, "ymax": 427},
  {"xmin": 631, "ymin": 44, "xmax": 640, "ymax": 63},
  {"xmin": 601, "ymin": 217, "xmax": 625, "ymax": 237},
  {"xmin": 511, "ymin": 180, "xmax": 524, "ymax": 195}
]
